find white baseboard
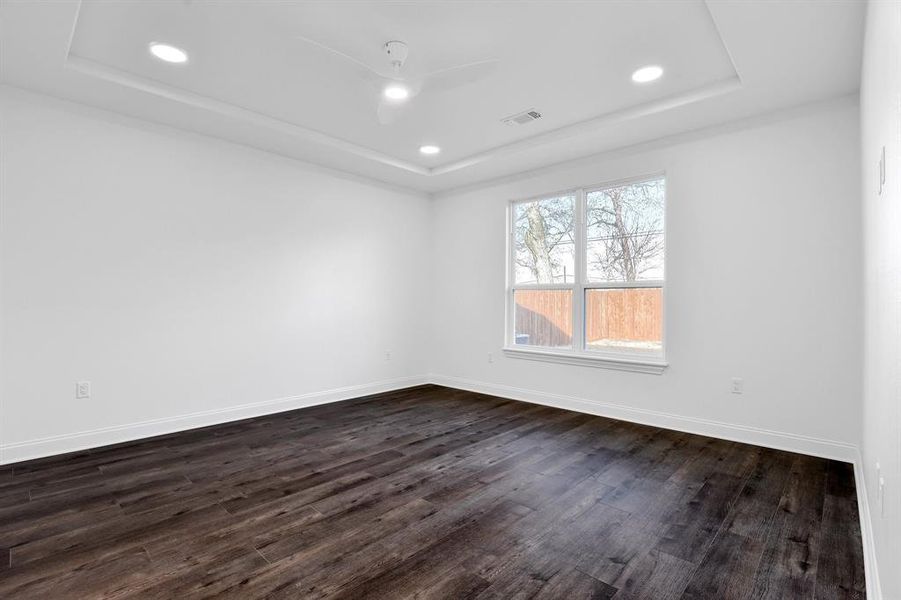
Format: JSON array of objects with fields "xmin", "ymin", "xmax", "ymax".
[
  {"xmin": 429, "ymin": 373, "xmax": 881, "ymax": 595},
  {"xmin": 0, "ymin": 372, "xmax": 881, "ymax": 596},
  {"xmin": 3, "ymin": 373, "xmax": 857, "ymax": 465},
  {"xmin": 0, "ymin": 375, "xmax": 429, "ymax": 465},
  {"xmin": 428, "ymin": 374, "xmax": 858, "ymax": 463},
  {"xmin": 854, "ymin": 453, "xmax": 883, "ymax": 600}
]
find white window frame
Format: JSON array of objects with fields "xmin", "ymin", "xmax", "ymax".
[{"xmin": 503, "ymin": 173, "xmax": 668, "ymax": 375}]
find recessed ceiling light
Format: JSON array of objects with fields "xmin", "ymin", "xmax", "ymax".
[
  {"xmin": 419, "ymin": 145, "xmax": 441, "ymax": 155},
  {"xmin": 631, "ymin": 65, "xmax": 663, "ymax": 83},
  {"xmin": 384, "ymin": 84, "xmax": 410, "ymax": 101},
  {"xmin": 149, "ymin": 42, "xmax": 188, "ymax": 64}
]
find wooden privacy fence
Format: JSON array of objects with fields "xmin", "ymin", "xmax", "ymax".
[
  {"xmin": 514, "ymin": 290, "xmax": 573, "ymax": 347},
  {"xmin": 514, "ymin": 288, "xmax": 662, "ymax": 347}
]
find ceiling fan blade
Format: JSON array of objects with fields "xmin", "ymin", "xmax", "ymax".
[
  {"xmin": 404, "ymin": 78, "xmax": 424, "ymax": 98},
  {"xmin": 377, "ymin": 98, "xmax": 406, "ymax": 125},
  {"xmin": 422, "ymin": 59, "xmax": 499, "ymax": 93},
  {"xmin": 293, "ymin": 34, "xmax": 385, "ymax": 81}
]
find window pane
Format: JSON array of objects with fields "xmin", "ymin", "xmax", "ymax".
[
  {"xmin": 514, "ymin": 290, "xmax": 572, "ymax": 348},
  {"xmin": 586, "ymin": 179, "xmax": 664, "ymax": 283},
  {"xmin": 513, "ymin": 195, "xmax": 575, "ymax": 284},
  {"xmin": 585, "ymin": 288, "xmax": 662, "ymax": 355}
]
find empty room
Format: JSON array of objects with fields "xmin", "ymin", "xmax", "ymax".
[{"xmin": 0, "ymin": 0, "xmax": 898, "ymax": 598}]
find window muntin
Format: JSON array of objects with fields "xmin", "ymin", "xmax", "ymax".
[{"xmin": 508, "ymin": 176, "xmax": 665, "ymax": 361}]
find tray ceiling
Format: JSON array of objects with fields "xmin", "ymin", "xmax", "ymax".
[{"xmin": 0, "ymin": 0, "xmax": 864, "ymax": 193}]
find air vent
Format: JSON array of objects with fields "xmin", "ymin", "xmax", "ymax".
[{"xmin": 502, "ymin": 109, "xmax": 542, "ymax": 126}]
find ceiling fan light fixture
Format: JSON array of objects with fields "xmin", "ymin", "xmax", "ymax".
[
  {"xmin": 631, "ymin": 65, "xmax": 663, "ymax": 83},
  {"xmin": 419, "ymin": 145, "xmax": 441, "ymax": 155},
  {"xmin": 383, "ymin": 84, "xmax": 410, "ymax": 101},
  {"xmin": 149, "ymin": 42, "xmax": 188, "ymax": 64}
]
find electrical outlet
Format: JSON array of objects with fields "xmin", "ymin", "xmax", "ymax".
[
  {"xmin": 487, "ymin": 352, "xmax": 494, "ymax": 363},
  {"xmin": 730, "ymin": 377, "xmax": 744, "ymax": 394},
  {"xmin": 76, "ymin": 381, "xmax": 91, "ymax": 399},
  {"xmin": 384, "ymin": 351, "xmax": 391, "ymax": 361}
]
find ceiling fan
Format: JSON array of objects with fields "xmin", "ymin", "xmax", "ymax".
[{"xmin": 294, "ymin": 36, "xmax": 498, "ymax": 125}]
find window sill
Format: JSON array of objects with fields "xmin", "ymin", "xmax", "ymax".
[{"xmin": 502, "ymin": 347, "xmax": 668, "ymax": 374}]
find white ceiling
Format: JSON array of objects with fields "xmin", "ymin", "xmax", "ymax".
[{"xmin": 0, "ymin": 0, "xmax": 865, "ymax": 194}]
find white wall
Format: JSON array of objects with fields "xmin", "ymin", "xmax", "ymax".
[
  {"xmin": 0, "ymin": 86, "xmax": 431, "ymax": 463},
  {"xmin": 430, "ymin": 99, "xmax": 862, "ymax": 457},
  {"xmin": 861, "ymin": 0, "xmax": 901, "ymax": 597},
  {"xmin": 0, "ymin": 90, "xmax": 865, "ymax": 464},
  {"xmin": 0, "ymin": 65, "xmax": 880, "ymax": 588}
]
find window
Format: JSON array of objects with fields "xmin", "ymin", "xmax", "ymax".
[
  {"xmin": 511, "ymin": 194, "xmax": 576, "ymax": 349},
  {"xmin": 506, "ymin": 176, "xmax": 666, "ymax": 371}
]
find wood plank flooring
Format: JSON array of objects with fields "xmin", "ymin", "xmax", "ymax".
[{"xmin": 0, "ymin": 385, "xmax": 866, "ymax": 599}]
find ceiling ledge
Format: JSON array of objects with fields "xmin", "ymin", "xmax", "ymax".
[
  {"xmin": 65, "ymin": 55, "xmax": 432, "ymax": 177},
  {"xmin": 62, "ymin": 0, "xmax": 742, "ymax": 181},
  {"xmin": 66, "ymin": 51, "xmax": 742, "ymax": 180},
  {"xmin": 430, "ymin": 92, "xmax": 859, "ymax": 199},
  {"xmin": 430, "ymin": 77, "xmax": 742, "ymax": 176}
]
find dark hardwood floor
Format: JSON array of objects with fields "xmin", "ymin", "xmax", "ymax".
[{"xmin": 0, "ymin": 385, "xmax": 865, "ymax": 599}]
